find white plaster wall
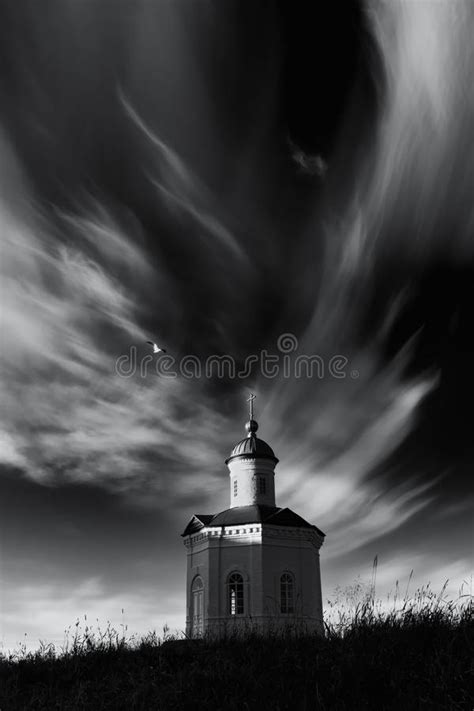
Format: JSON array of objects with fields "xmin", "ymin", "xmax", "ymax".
[
  {"xmin": 227, "ymin": 457, "xmax": 276, "ymax": 507},
  {"xmin": 261, "ymin": 529, "xmax": 324, "ymax": 633},
  {"xmin": 184, "ymin": 525, "xmax": 324, "ymax": 636},
  {"xmin": 185, "ymin": 535, "xmax": 211, "ymax": 636}
]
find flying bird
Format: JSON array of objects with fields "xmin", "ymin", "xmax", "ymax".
[{"xmin": 147, "ymin": 341, "xmax": 166, "ymax": 354}]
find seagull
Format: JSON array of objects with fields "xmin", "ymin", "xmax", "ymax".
[{"xmin": 147, "ymin": 340, "xmax": 166, "ymax": 354}]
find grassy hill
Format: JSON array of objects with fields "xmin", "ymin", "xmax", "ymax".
[{"xmin": 1, "ymin": 594, "xmax": 472, "ymax": 710}]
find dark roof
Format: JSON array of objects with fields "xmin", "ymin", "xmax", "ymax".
[
  {"xmin": 182, "ymin": 505, "xmax": 325, "ymax": 537},
  {"xmin": 211, "ymin": 505, "xmax": 280, "ymax": 526},
  {"xmin": 181, "ymin": 514, "xmax": 214, "ymax": 536},
  {"xmin": 226, "ymin": 435, "xmax": 278, "ymax": 464}
]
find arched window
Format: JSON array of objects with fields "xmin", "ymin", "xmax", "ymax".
[
  {"xmin": 191, "ymin": 576, "xmax": 204, "ymax": 635},
  {"xmin": 280, "ymin": 573, "xmax": 294, "ymax": 614},
  {"xmin": 228, "ymin": 572, "xmax": 244, "ymax": 615},
  {"xmin": 233, "ymin": 479, "xmax": 238, "ymax": 497},
  {"xmin": 258, "ymin": 476, "xmax": 266, "ymax": 494}
]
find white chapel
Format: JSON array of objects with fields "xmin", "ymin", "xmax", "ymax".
[{"xmin": 182, "ymin": 397, "xmax": 325, "ymax": 636}]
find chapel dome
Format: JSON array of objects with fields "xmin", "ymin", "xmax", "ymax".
[{"xmin": 226, "ymin": 419, "xmax": 278, "ymax": 464}]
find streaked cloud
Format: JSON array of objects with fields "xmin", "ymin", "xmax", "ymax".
[{"xmin": 0, "ymin": 0, "xmax": 472, "ymax": 653}]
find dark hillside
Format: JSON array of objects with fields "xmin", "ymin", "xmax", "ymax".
[{"xmin": 1, "ymin": 600, "xmax": 472, "ymax": 710}]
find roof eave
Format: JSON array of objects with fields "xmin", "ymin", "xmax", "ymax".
[
  {"xmin": 181, "ymin": 514, "xmax": 213, "ymax": 537},
  {"xmin": 225, "ymin": 453, "xmax": 279, "ymax": 465}
]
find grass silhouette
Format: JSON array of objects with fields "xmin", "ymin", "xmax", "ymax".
[{"xmin": 1, "ymin": 581, "xmax": 472, "ymax": 710}]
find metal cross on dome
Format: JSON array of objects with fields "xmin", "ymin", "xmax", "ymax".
[{"xmin": 247, "ymin": 392, "xmax": 256, "ymax": 421}]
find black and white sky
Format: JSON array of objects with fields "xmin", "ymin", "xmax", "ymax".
[{"xmin": 1, "ymin": 0, "xmax": 473, "ymax": 650}]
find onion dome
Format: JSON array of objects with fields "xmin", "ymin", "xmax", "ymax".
[{"xmin": 225, "ymin": 418, "xmax": 278, "ymax": 464}]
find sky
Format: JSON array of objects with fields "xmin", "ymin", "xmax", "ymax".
[{"xmin": 0, "ymin": 0, "xmax": 473, "ymax": 651}]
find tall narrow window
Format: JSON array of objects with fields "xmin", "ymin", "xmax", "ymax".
[
  {"xmin": 191, "ymin": 576, "xmax": 204, "ymax": 636},
  {"xmin": 280, "ymin": 573, "xmax": 294, "ymax": 614},
  {"xmin": 258, "ymin": 476, "xmax": 266, "ymax": 494},
  {"xmin": 228, "ymin": 572, "xmax": 244, "ymax": 615},
  {"xmin": 233, "ymin": 480, "xmax": 238, "ymax": 497}
]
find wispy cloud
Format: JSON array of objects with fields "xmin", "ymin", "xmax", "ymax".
[
  {"xmin": 120, "ymin": 90, "xmax": 248, "ymax": 263},
  {"xmin": 253, "ymin": 0, "xmax": 474, "ymax": 554},
  {"xmin": 0, "ymin": 134, "xmax": 233, "ymax": 499},
  {"xmin": 0, "ymin": 2, "xmax": 472, "ymax": 628}
]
